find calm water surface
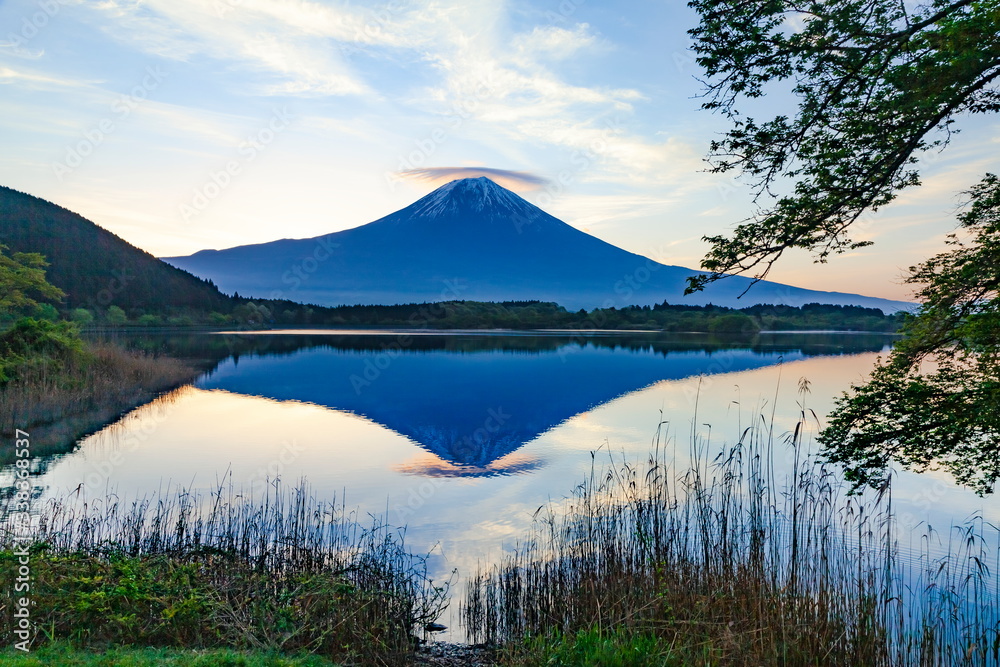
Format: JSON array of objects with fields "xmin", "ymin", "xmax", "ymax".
[{"xmin": 5, "ymin": 330, "xmax": 998, "ymax": 637}]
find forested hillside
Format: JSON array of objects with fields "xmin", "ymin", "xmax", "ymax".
[{"xmin": 0, "ymin": 186, "xmax": 231, "ymax": 315}]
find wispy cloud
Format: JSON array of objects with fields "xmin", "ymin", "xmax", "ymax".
[
  {"xmin": 0, "ymin": 65, "xmax": 93, "ymax": 89},
  {"xmin": 396, "ymin": 166, "xmax": 550, "ymax": 191},
  {"xmin": 80, "ymin": 0, "xmax": 373, "ymax": 96},
  {"xmin": 74, "ymin": 0, "xmax": 690, "ymax": 186},
  {"xmin": 396, "ymin": 5, "xmax": 703, "ymax": 187},
  {"xmin": 511, "ymin": 24, "xmax": 601, "ymax": 61}
]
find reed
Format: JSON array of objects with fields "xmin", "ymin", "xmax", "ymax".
[
  {"xmin": 0, "ymin": 341, "xmax": 195, "ymax": 438},
  {"xmin": 0, "ymin": 479, "xmax": 451, "ymax": 666},
  {"xmin": 464, "ymin": 391, "xmax": 1000, "ymax": 666}
]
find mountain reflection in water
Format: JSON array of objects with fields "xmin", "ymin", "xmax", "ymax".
[{"xmin": 128, "ymin": 331, "xmax": 895, "ymax": 477}]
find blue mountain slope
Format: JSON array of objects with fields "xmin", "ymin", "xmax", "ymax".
[{"xmin": 164, "ymin": 177, "xmax": 912, "ymax": 312}]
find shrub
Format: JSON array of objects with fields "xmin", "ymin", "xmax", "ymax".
[
  {"xmin": 70, "ymin": 308, "xmax": 94, "ymax": 325},
  {"xmin": 106, "ymin": 305, "xmax": 128, "ymax": 325},
  {"xmin": 32, "ymin": 303, "xmax": 59, "ymax": 321},
  {"xmin": 708, "ymin": 313, "xmax": 759, "ymax": 334},
  {"xmin": 0, "ymin": 317, "xmax": 86, "ymax": 383},
  {"xmin": 137, "ymin": 314, "xmax": 162, "ymax": 326}
]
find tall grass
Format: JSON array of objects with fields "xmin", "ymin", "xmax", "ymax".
[
  {"xmin": 1, "ymin": 480, "xmax": 451, "ymax": 666},
  {"xmin": 464, "ymin": 390, "xmax": 1000, "ymax": 666},
  {"xmin": 0, "ymin": 340, "xmax": 194, "ymax": 428},
  {"xmin": 0, "ymin": 342, "xmax": 196, "ymax": 462}
]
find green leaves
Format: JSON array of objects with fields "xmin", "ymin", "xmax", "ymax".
[
  {"xmin": 686, "ymin": 0, "xmax": 1000, "ymax": 287},
  {"xmin": 0, "ymin": 317, "xmax": 87, "ymax": 384},
  {"xmin": 818, "ymin": 175, "xmax": 1000, "ymax": 494},
  {"xmin": 820, "ymin": 353, "xmax": 1000, "ymax": 494},
  {"xmin": 0, "ymin": 244, "xmax": 64, "ymax": 316},
  {"xmin": 688, "ymin": 1, "xmax": 1000, "ymax": 492}
]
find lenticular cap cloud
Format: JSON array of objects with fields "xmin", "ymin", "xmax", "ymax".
[{"xmin": 396, "ymin": 167, "xmax": 551, "ymax": 191}]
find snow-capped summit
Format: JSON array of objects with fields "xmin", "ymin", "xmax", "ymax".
[
  {"xmin": 377, "ymin": 177, "xmax": 549, "ymax": 234},
  {"xmin": 163, "ymin": 177, "xmax": 912, "ymax": 312},
  {"xmin": 407, "ymin": 177, "xmax": 534, "ymax": 219}
]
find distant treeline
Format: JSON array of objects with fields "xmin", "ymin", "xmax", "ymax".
[
  {"xmin": 20, "ymin": 293, "xmax": 907, "ymax": 335},
  {"xmin": 135, "ymin": 299, "xmax": 900, "ymax": 333},
  {"xmin": 305, "ymin": 300, "xmax": 906, "ymax": 333}
]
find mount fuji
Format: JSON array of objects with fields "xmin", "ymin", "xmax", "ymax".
[{"xmin": 163, "ymin": 177, "xmax": 912, "ymax": 312}]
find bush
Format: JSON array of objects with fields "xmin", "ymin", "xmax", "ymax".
[
  {"xmin": 106, "ymin": 305, "xmax": 128, "ymax": 325},
  {"xmin": 32, "ymin": 303, "xmax": 59, "ymax": 321},
  {"xmin": 0, "ymin": 318, "xmax": 86, "ymax": 383},
  {"xmin": 137, "ymin": 314, "xmax": 162, "ymax": 326},
  {"xmin": 70, "ymin": 308, "xmax": 94, "ymax": 326},
  {"xmin": 0, "ymin": 317, "xmax": 83, "ymax": 358},
  {"xmin": 708, "ymin": 313, "xmax": 759, "ymax": 334}
]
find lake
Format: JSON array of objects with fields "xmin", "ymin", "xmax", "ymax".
[{"xmin": 5, "ymin": 330, "xmax": 999, "ymax": 638}]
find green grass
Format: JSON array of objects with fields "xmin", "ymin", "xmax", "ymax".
[
  {"xmin": 0, "ymin": 550, "xmax": 384, "ymax": 654},
  {"xmin": 0, "ymin": 482, "xmax": 449, "ymax": 667},
  {"xmin": 0, "ymin": 642, "xmax": 337, "ymax": 666},
  {"xmin": 510, "ymin": 628, "xmax": 687, "ymax": 667}
]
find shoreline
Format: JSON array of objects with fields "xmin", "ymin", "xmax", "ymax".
[{"xmin": 206, "ymin": 326, "xmax": 901, "ymax": 336}]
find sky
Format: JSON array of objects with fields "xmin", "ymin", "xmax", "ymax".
[{"xmin": 1, "ymin": 0, "xmax": 998, "ymax": 301}]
